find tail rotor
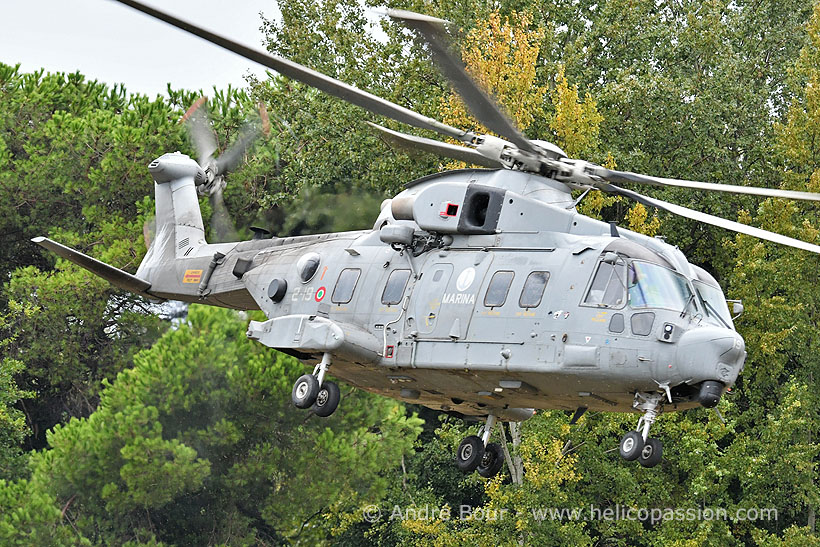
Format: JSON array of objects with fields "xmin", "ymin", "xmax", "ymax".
[{"xmin": 181, "ymin": 97, "xmax": 269, "ymax": 242}]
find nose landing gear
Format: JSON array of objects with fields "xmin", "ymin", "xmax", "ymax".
[
  {"xmin": 291, "ymin": 352, "xmax": 340, "ymax": 418},
  {"xmin": 619, "ymin": 392, "xmax": 664, "ymax": 468},
  {"xmin": 456, "ymin": 414, "xmax": 505, "ymax": 478}
]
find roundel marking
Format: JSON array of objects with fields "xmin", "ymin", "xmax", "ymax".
[
  {"xmin": 315, "ymin": 286, "xmax": 326, "ymax": 302},
  {"xmin": 456, "ymin": 267, "xmax": 476, "ymax": 292}
]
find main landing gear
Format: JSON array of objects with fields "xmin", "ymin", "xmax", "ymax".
[
  {"xmin": 291, "ymin": 352, "xmax": 340, "ymax": 418},
  {"xmin": 456, "ymin": 414, "xmax": 505, "ymax": 478},
  {"xmin": 619, "ymin": 392, "xmax": 664, "ymax": 468}
]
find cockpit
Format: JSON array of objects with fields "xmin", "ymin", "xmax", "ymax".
[{"xmin": 583, "ymin": 241, "xmax": 736, "ymax": 331}]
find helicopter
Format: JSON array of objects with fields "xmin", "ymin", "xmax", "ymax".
[{"xmin": 31, "ymin": 0, "xmax": 820, "ymax": 476}]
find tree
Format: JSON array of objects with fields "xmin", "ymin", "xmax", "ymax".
[
  {"xmin": 22, "ymin": 305, "xmax": 422, "ymax": 544},
  {"xmin": 0, "ymin": 67, "xmax": 282, "ymax": 451},
  {"xmin": 0, "ymin": 309, "xmax": 33, "ymax": 480}
]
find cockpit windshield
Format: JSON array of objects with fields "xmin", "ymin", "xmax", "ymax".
[
  {"xmin": 694, "ymin": 281, "xmax": 734, "ymax": 329},
  {"xmin": 628, "ymin": 261, "xmax": 693, "ymax": 312}
]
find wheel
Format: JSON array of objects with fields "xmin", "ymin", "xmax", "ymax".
[
  {"xmin": 477, "ymin": 442, "xmax": 505, "ymax": 478},
  {"xmin": 292, "ymin": 374, "xmax": 319, "ymax": 409},
  {"xmin": 619, "ymin": 431, "xmax": 644, "ymax": 461},
  {"xmin": 638, "ymin": 438, "xmax": 663, "ymax": 468},
  {"xmin": 455, "ymin": 435, "xmax": 485, "ymax": 473},
  {"xmin": 312, "ymin": 380, "xmax": 340, "ymax": 417}
]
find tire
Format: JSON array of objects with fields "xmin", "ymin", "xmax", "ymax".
[
  {"xmin": 292, "ymin": 374, "xmax": 319, "ymax": 409},
  {"xmin": 638, "ymin": 438, "xmax": 663, "ymax": 468},
  {"xmin": 455, "ymin": 435, "xmax": 485, "ymax": 473},
  {"xmin": 477, "ymin": 442, "xmax": 505, "ymax": 478},
  {"xmin": 313, "ymin": 380, "xmax": 340, "ymax": 417},
  {"xmin": 619, "ymin": 431, "xmax": 644, "ymax": 461}
]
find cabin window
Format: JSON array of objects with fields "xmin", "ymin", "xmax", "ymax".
[
  {"xmin": 296, "ymin": 252, "xmax": 321, "ymax": 283},
  {"xmin": 519, "ymin": 271, "xmax": 549, "ymax": 308},
  {"xmin": 485, "ymin": 271, "xmax": 514, "ymax": 307},
  {"xmin": 332, "ymin": 268, "xmax": 360, "ymax": 304},
  {"xmin": 584, "ymin": 260, "xmax": 626, "ymax": 307},
  {"xmin": 382, "ymin": 269, "xmax": 411, "ymax": 305}
]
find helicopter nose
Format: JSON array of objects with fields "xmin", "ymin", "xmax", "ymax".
[{"xmin": 676, "ymin": 326, "xmax": 746, "ymax": 388}]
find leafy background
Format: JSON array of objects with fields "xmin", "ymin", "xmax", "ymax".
[{"xmin": 2, "ymin": 0, "xmax": 820, "ymax": 544}]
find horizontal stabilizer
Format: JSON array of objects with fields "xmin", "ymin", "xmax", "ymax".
[{"xmin": 32, "ymin": 237, "xmax": 154, "ymax": 298}]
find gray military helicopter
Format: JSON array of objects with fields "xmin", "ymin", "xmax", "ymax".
[{"xmin": 33, "ymin": 0, "xmax": 820, "ymax": 475}]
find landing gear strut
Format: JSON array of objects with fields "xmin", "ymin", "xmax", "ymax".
[
  {"xmin": 291, "ymin": 353, "xmax": 340, "ymax": 418},
  {"xmin": 456, "ymin": 414, "xmax": 505, "ymax": 478},
  {"xmin": 619, "ymin": 392, "xmax": 664, "ymax": 468}
]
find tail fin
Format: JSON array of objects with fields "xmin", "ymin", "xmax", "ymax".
[
  {"xmin": 136, "ymin": 152, "xmax": 208, "ymax": 282},
  {"xmin": 33, "ymin": 152, "xmax": 209, "ymax": 301}
]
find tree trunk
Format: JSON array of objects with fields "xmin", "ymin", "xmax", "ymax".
[{"xmin": 499, "ymin": 422, "xmax": 524, "ymax": 485}]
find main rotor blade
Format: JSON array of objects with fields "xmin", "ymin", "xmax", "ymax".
[
  {"xmin": 388, "ymin": 9, "xmax": 548, "ymax": 158},
  {"xmin": 181, "ymin": 96, "xmax": 217, "ymax": 165},
  {"xmin": 111, "ymin": 0, "xmax": 471, "ymax": 142},
  {"xmin": 593, "ymin": 167, "xmax": 820, "ymax": 202},
  {"xmin": 600, "ymin": 183, "xmax": 820, "ymax": 254},
  {"xmin": 368, "ymin": 122, "xmax": 503, "ymax": 168}
]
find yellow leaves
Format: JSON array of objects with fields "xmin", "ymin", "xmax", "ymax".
[
  {"xmin": 400, "ymin": 512, "xmax": 450, "ymax": 537},
  {"xmin": 519, "ymin": 435, "xmax": 579, "ymax": 491},
  {"xmin": 625, "ymin": 202, "xmax": 661, "ymax": 236},
  {"xmin": 577, "ymin": 190, "xmax": 616, "ymax": 219},
  {"xmin": 777, "ymin": 5, "xmax": 820, "ymax": 176},
  {"xmin": 440, "ymin": 11, "xmax": 546, "ymax": 134},
  {"xmin": 549, "ymin": 65, "xmax": 603, "ymax": 159}
]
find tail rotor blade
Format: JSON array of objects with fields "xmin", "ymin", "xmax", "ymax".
[
  {"xmin": 214, "ymin": 122, "xmax": 262, "ymax": 176},
  {"xmin": 181, "ymin": 96, "xmax": 217, "ymax": 165},
  {"xmin": 142, "ymin": 215, "xmax": 156, "ymax": 250},
  {"xmin": 209, "ymin": 180, "xmax": 239, "ymax": 242}
]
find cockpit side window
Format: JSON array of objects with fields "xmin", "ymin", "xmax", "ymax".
[
  {"xmin": 628, "ymin": 261, "xmax": 693, "ymax": 312},
  {"xmin": 694, "ymin": 281, "xmax": 734, "ymax": 329},
  {"xmin": 583, "ymin": 260, "xmax": 626, "ymax": 308}
]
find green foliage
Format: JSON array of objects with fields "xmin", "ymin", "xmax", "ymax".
[
  {"xmin": 2, "ymin": 0, "xmax": 820, "ymax": 544},
  {"xmin": 25, "ymin": 305, "xmax": 422, "ymax": 544},
  {"xmin": 257, "ymin": 1, "xmax": 820, "ymax": 544},
  {"xmin": 0, "ymin": 478, "xmax": 86, "ymax": 545},
  {"xmin": 0, "ymin": 308, "xmax": 34, "ymax": 480},
  {"xmin": 0, "ymin": 65, "xmax": 291, "ymax": 452}
]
